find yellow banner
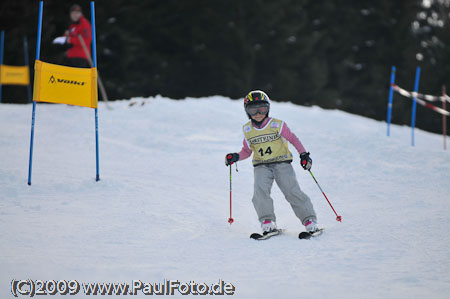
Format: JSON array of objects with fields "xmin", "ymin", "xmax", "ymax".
[
  {"xmin": 0, "ymin": 65, "xmax": 30, "ymax": 85},
  {"xmin": 33, "ymin": 60, "xmax": 98, "ymax": 108}
]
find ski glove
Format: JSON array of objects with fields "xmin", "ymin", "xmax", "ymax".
[
  {"xmin": 300, "ymin": 152, "xmax": 312, "ymax": 170},
  {"xmin": 225, "ymin": 153, "xmax": 239, "ymax": 166}
]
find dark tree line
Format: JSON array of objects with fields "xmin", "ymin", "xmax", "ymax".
[{"xmin": 1, "ymin": 0, "xmax": 450, "ymax": 133}]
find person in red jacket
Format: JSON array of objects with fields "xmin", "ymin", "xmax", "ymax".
[{"xmin": 62, "ymin": 4, "xmax": 92, "ymax": 68}]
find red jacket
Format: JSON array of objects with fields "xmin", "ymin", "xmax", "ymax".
[{"xmin": 67, "ymin": 15, "xmax": 92, "ymax": 59}]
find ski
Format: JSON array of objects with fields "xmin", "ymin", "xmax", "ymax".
[
  {"xmin": 250, "ymin": 228, "xmax": 324, "ymax": 240},
  {"xmin": 250, "ymin": 229, "xmax": 283, "ymax": 240},
  {"xmin": 298, "ymin": 228, "xmax": 324, "ymax": 239}
]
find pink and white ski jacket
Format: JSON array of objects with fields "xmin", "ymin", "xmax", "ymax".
[{"xmin": 238, "ymin": 117, "xmax": 307, "ymax": 161}]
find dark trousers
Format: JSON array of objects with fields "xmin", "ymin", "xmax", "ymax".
[{"xmin": 62, "ymin": 57, "xmax": 90, "ymax": 68}]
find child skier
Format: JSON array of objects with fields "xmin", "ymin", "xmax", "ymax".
[{"xmin": 225, "ymin": 90, "xmax": 319, "ymax": 238}]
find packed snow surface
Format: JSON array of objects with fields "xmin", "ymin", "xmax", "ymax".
[{"xmin": 1, "ymin": 96, "xmax": 450, "ymax": 298}]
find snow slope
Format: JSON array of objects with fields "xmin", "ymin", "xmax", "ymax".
[{"xmin": 1, "ymin": 96, "xmax": 450, "ymax": 298}]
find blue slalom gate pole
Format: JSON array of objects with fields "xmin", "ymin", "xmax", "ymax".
[
  {"xmin": 386, "ymin": 66, "xmax": 396, "ymax": 136},
  {"xmin": 28, "ymin": 0, "xmax": 43, "ymax": 185},
  {"xmin": 91, "ymin": 1, "xmax": 100, "ymax": 181},
  {"xmin": 411, "ymin": 67, "xmax": 421, "ymax": 147},
  {"xmin": 0, "ymin": 30, "xmax": 5, "ymax": 104},
  {"xmin": 24, "ymin": 36, "xmax": 32, "ymax": 103}
]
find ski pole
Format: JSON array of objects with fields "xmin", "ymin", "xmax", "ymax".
[
  {"xmin": 228, "ymin": 162, "xmax": 234, "ymax": 224},
  {"xmin": 308, "ymin": 170, "xmax": 342, "ymax": 222},
  {"xmin": 77, "ymin": 34, "xmax": 112, "ymax": 110}
]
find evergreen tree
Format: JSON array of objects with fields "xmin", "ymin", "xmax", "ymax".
[{"xmin": 0, "ymin": 0, "xmax": 448, "ymax": 133}]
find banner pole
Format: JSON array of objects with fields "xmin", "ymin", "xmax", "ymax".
[
  {"xmin": 28, "ymin": 0, "xmax": 43, "ymax": 185},
  {"xmin": 91, "ymin": 1, "xmax": 100, "ymax": 181},
  {"xmin": 411, "ymin": 67, "xmax": 421, "ymax": 147},
  {"xmin": 24, "ymin": 36, "xmax": 32, "ymax": 104},
  {"xmin": 0, "ymin": 30, "xmax": 5, "ymax": 104},
  {"xmin": 443, "ymin": 85, "xmax": 447, "ymax": 150},
  {"xmin": 386, "ymin": 66, "xmax": 396, "ymax": 136}
]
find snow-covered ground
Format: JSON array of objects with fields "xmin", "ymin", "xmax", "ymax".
[{"xmin": 1, "ymin": 96, "xmax": 450, "ymax": 298}]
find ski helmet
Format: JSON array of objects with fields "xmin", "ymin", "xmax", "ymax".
[{"xmin": 244, "ymin": 90, "xmax": 270, "ymax": 119}]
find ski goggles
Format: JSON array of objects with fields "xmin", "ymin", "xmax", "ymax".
[{"xmin": 245, "ymin": 104, "xmax": 269, "ymax": 116}]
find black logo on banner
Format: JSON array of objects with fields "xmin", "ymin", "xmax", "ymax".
[{"xmin": 48, "ymin": 75, "xmax": 86, "ymax": 86}]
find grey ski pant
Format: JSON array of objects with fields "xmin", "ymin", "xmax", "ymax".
[{"xmin": 252, "ymin": 162, "xmax": 316, "ymax": 225}]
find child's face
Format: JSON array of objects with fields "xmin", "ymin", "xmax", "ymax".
[{"xmin": 251, "ymin": 112, "xmax": 267, "ymax": 122}]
